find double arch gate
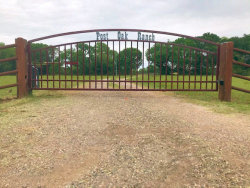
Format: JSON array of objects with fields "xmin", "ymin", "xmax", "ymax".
[{"xmin": 27, "ymin": 29, "xmax": 220, "ymax": 92}]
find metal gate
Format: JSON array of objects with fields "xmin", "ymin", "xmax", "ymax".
[{"xmin": 27, "ymin": 29, "xmax": 220, "ymax": 91}]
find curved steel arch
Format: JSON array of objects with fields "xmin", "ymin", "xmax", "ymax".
[{"xmin": 28, "ymin": 28, "xmax": 219, "ymax": 46}]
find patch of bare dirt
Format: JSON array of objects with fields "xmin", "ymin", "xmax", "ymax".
[{"xmin": 0, "ymin": 90, "xmax": 249, "ymax": 187}]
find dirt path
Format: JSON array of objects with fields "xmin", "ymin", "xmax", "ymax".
[{"xmin": 0, "ymin": 90, "xmax": 249, "ymax": 187}]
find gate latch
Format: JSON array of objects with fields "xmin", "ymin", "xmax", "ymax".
[{"xmin": 217, "ymin": 80, "xmax": 224, "ymax": 86}]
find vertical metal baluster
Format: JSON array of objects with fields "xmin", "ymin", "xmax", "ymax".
[
  {"xmin": 130, "ymin": 41, "xmax": 133, "ymax": 89},
  {"xmin": 200, "ymin": 52, "xmax": 203, "ymax": 90},
  {"xmin": 119, "ymin": 41, "xmax": 121, "ymax": 89},
  {"xmin": 188, "ymin": 49, "xmax": 192, "ymax": 90},
  {"xmin": 64, "ymin": 45, "xmax": 66, "ymax": 88},
  {"xmin": 58, "ymin": 46, "xmax": 61, "ymax": 89},
  {"xmin": 70, "ymin": 44, "xmax": 73, "ymax": 88},
  {"xmin": 148, "ymin": 42, "xmax": 150, "ymax": 89},
  {"xmin": 107, "ymin": 41, "xmax": 109, "ymax": 89},
  {"xmin": 40, "ymin": 50, "xmax": 43, "ymax": 88},
  {"xmin": 177, "ymin": 47, "xmax": 180, "ymax": 90},
  {"xmin": 101, "ymin": 41, "xmax": 103, "ymax": 89},
  {"xmin": 206, "ymin": 53, "xmax": 209, "ymax": 90},
  {"xmin": 194, "ymin": 50, "xmax": 198, "ymax": 90},
  {"xmin": 142, "ymin": 42, "xmax": 144, "ymax": 90},
  {"xmin": 89, "ymin": 42, "xmax": 91, "ymax": 89},
  {"xmin": 165, "ymin": 44, "xmax": 168, "ymax": 90},
  {"xmin": 52, "ymin": 48, "xmax": 55, "ymax": 88},
  {"xmin": 46, "ymin": 49, "xmax": 49, "ymax": 89},
  {"xmin": 113, "ymin": 41, "xmax": 115, "ymax": 89},
  {"xmin": 160, "ymin": 43, "xmax": 162, "ymax": 90},
  {"xmin": 32, "ymin": 52, "xmax": 36, "ymax": 88},
  {"xmin": 183, "ymin": 48, "xmax": 186, "ymax": 89},
  {"xmin": 211, "ymin": 55, "xmax": 215, "ymax": 90},
  {"xmin": 95, "ymin": 42, "xmax": 97, "ymax": 89},
  {"xmin": 154, "ymin": 43, "xmax": 156, "ymax": 90},
  {"xmin": 125, "ymin": 41, "xmax": 127, "ymax": 89},
  {"xmin": 76, "ymin": 43, "xmax": 79, "ymax": 89},
  {"xmin": 83, "ymin": 43, "xmax": 85, "ymax": 89},
  {"xmin": 216, "ymin": 46, "xmax": 220, "ymax": 91},
  {"xmin": 136, "ymin": 41, "xmax": 138, "ymax": 90},
  {"xmin": 171, "ymin": 45, "xmax": 174, "ymax": 90}
]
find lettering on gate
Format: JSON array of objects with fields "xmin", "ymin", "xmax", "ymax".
[{"xmin": 96, "ymin": 31, "xmax": 155, "ymax": 41}]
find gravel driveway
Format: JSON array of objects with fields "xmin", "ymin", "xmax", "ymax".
[{"xmin": 0, "ymin": 90, "xmax": 249, "ymax": 187}]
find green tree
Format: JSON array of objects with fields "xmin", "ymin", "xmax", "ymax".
[
  {"xmin": 0, "ymin": 42, "xmax": 16, "ymax": 73},
  {"xmin": 119, "ymin": 47, "xmax": 143, "ymax": 75}
]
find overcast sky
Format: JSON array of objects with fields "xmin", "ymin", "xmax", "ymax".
[{"xmin": 0, "ymin": 0, "xmax": 250, "ymax": 44}]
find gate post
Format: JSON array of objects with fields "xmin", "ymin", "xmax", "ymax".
[
  {"xmin": 15, "ymin": 38, "xmax": 29, "ymax": 98},
  {"xmin": 218, "ymin": 42, "xmax": 233, "ymax": 102}
]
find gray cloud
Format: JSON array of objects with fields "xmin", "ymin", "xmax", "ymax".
[{"xmin": 0, "ymin": 0, "xmax": 249, "ymax": 44}]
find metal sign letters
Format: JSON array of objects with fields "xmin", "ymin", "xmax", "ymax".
[{"xmin": 96, "ymin": 31, "xmax": 155, "ymax": 41}]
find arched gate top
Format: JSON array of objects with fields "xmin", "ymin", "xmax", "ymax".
[{"xmin": 28, "ymin": 29, "xmax": 220, "ymax": 46}]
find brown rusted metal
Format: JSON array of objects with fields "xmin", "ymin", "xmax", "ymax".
[
  {"xmin": 32, "ymin": 88, "xmax": 217, "ymax": 92},
  {"xmin": 165, "ymin": 44, "xmax": 169, "ymax": 89},
  {"xmin": 0, "ymin": 44, "xmax": 16, "ymax": 50},
  {"xmin": 177, "ymin": 47, "xmax": 180, "ymax": 90},
  {"xmin": 83, "ymin": 43, "xmax": 85, "ymax": 89},
  {"xmin": 76, "ymin": 44, "xmax": 79, "ymax": 89},
  {"xmin": 0, "ymin": 57, "xmax": 17, "ymax": 63},
  {"xmin": 211, "ymin": 55, "xmax": 215, "ymax": 90},
  {"xmin": 182, "ymin": 48, "xmax": 186, "ymax": 89},
  {"xmin": 28, "ymin": 29, "xmax": 220, "ymax": 46},
  {"xmin": 125, "ymin": 41, "xmax": 127, "ymax": 89},
  {"xmin": 200, "ymin": 52, "xmax": 203, "ymax": 90},
  {"xmin": 233, "ymin": 48, "xmax": 250, "ymax": 54},
  {"xmin": 88, "ymin": 42, "xmax": 91, "ymax": 89},
  {"xmin": 218, "ymin": 42, "xmax": 233, "ymax": 101},
  {"xmin": 130, "ymin": 41, "xmax": 133, "ymax": 89},
  {"xmin": 231, "ymin": 86, "xmax": 250, "ymax": 93},
  {"xmin": 0, "ymin": 83, "xmax": 18, "ymax": 89},
  {"xmin": 232, "ymin": 73, "xmax": 250, "ymax": 81},
  {"xmin": 27, "ymin": 29, "xmax": 221, "ymax": 93},
  {"xmin": 0, "ymin": 70, "xmax": 18, "ymax": 76},
  {"xmin": 136, "ymin": 41, "xmax": 139, "ymax": 89},
  {"xmin": 171, "ymin": 45, "xmax": 174, "ymax": 89},
  {"xmin": 107, "ymin": 41, "xmax": 109, "ymax": 89},
  {"xmin": 230, "ymin": 48, "xmax": 250, "ymax": 94},
  {"xmin": 194, "ymin": 50, "xmax": 198, "ymax": 89},
  {"xmin": 147, "ymin": 42, "xmax": 150, "ymax": 89},
  {"xmin": 16, "ymin": 38, "xmax": 29, "ymax": 98},
  {"xmin": 59, "ymin": 46, "xmax": 61, "ymax": 88},
  {"xmin": 232, "ymin": 60, "xmax": 250, "ymax": 68}
]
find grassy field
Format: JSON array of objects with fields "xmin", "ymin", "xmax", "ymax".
[
  {"xmin": 130, "ymin": 74, "xmax": 250, "ymax": 114},
  {"xmin": 0, "ymin": 75, "xmax": 18, "ymax": 99},
  {"xmin": 0, "ymin": 75, "xmax": 124, "ymax": 99},
  {"xmin": 0, "ymin": 74, "xmax": 249, "ymax": 114}
]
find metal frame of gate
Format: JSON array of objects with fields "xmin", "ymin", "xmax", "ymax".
[{"xmin": 27, "ymin": 29, "xmax": 220, "ymax": 91}]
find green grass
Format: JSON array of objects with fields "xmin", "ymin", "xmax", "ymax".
[
  {"xmin": 0, "ymin": 75, "xmax": 64, "ymax": 112},
  {"xmin": 0, "ymin": 75, "xmax": 124, "ymax": 99},
  {"xmin": 1, "ymin": 74, "xmax": 249, "ymax": 114},
  {"xmin": 34, "ymin": 75, "xmax": 124, "ymax": 89},
  {"xmin": 174, "ymin": 77, "xmax": 250, "ymax": 114},
  {"xmin": 130, "ymin": 74, "xmax": 250, "ymax": 114},
  {"xmin": 0, "ymin": 75, "xmax": 17, "ymax": 99},
  {"xmin": 131, "ymin": 74, "xmax": 217, "ymax": 90}
]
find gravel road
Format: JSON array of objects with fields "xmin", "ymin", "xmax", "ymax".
[{"xmin": 0, "ymin": 90, "xmax": 249, "ymax": 187}]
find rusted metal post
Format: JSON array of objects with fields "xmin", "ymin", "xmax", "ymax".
[
  {"xmin": 218, "ymin": 42, "xmax": 233, "ymax": 102},
  {"xmin": 15, "ymin": 38, "xmax": 29, "ymax": 98}
]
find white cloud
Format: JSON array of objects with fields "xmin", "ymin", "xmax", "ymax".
[{"xmin": 0, "ymin": 0, "xmax": 249, "ymax": 44}]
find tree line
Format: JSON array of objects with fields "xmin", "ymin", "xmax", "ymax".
[{"xmin": 0, "ymin": 32, "xmax": 249, "ymax": 75}]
